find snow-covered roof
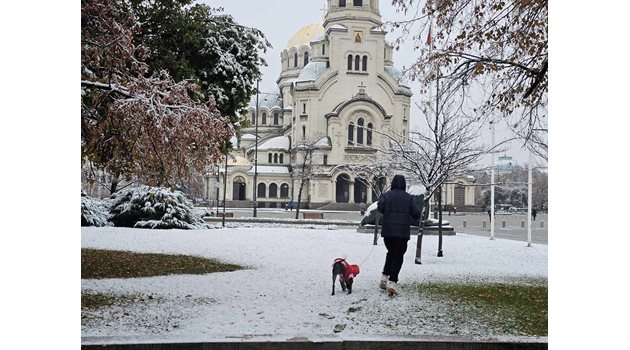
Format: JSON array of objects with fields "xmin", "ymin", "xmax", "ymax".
[
  {"xmin": 370, "ymin": 27, "xmax": 386, "ymax": 33},
  {"xmin": 258, "ymin": 136, "xmax": 290, "ymax": 151},
  {"xmin": 249, "ymin": 93, "xmax": 282, "ymax": 110},
  {"xmin": 314, "ymin": 136, "xmax": 332, "ymax": 148},
  {"xmin": 247, "ymin": 165, "xmax": 290, "ymax": 174},
  {"xmin": 312, "ymin": 34, "xmax": 327, "ymax": 42},
  {"xmin": 329, "ymin": 24, "xmax": 347, "ymax": 30},
  {"xmin": 296, "ymin": 62, "xmax": 328, "ymax": 82},
  {"xmin": 241, "ymin": 133, "xmax": 258, "ymax": 140},
  {"xmin": 384, "ymin": 66, "xmax": 409, "ymax": 86}
]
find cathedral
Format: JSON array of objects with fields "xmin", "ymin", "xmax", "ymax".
[{"xmin": 212, "ymin": 0, "xmax": 476, "ymax": 210}]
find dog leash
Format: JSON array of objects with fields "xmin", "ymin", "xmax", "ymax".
[
  {"xmin": 357, "ymin": 218, "xmax": 380, "ymax": 267},
  {"xmin": 358, "ymin": 242, "xmax": 377, "ymax": 267}
]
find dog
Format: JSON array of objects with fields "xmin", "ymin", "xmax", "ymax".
[{"xmin": 331, "ymin": 258, "xmax": 360, "ymax": 295}]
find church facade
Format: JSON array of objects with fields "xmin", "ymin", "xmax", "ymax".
[{"xmin": 212, "ymin": 0, "xmax": 475, "ymax": 210}]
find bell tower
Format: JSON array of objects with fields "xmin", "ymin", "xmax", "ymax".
[{"xmin": 324, "ymin": 0, "xmax": 382, "ymax": 28}]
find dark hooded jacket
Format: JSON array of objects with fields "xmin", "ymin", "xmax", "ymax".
[{"xmin": 377, "ymin": 175, "xmax": 421, "ymax": 239}]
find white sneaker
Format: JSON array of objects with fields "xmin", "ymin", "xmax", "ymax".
[
  {"xmin": 386, "ymin": 281, "xmax": 400, "ymax": 297},
  {"xmin": 379, "ymin": 275, "xmax": 389, "ymax": 290}
]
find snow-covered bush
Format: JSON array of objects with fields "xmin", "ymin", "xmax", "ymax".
[
  {"xmin": 109, "ymin": 186, "xmax": 209, "ymax": 229},
  {"xmin": 81, "ymin": 195, "xmax": 112, "ymax": 227}
]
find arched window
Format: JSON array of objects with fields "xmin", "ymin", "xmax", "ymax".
[
  {"xmin": 362, "ymin": 55, "xmax": 368, "ymax": 71},
  {"xmin": 251, "ymin": 112, "xmax": 255, "ymax": 124},
  {"xmin": 339, "ymin": 0, "xmax": 346, "ymax": 7},
  {"xmin": 367, "ymin": 123, "xmax": 373, "ymax": 145},
  {"xmin": 347, "ymin": 54, "xmax": 353, "ymax": 70},
  {"xmin": 257, "ymin": 183, "xmax": 266, "ymax": 198},
  {"xmin": 268, "ymin": 153, "xmax": 272, "ymax": 163},
  {"xmin": 357, "ymin": 118, "xmax": 364, "ymax": 145},
  {"xmin": 280, "ymin": 183, "xmax": 289, "ymax": 198},
  {"xmin": 280, "ymin": 153, "xmax": 284, "ymax": 163},
  {"xmin": 304, "ymin": 52, "xmax": 309, "ymax": 66},
  {"xmin": 354, "ymin": 55, "xmax": 360, "ymax": 70},
  {"xmin": 269, "ymin": 183, "xmax": 278, "ymax": 198},
  {"xmin": 274, "ymin": 154, "xmax": 278, "ymax": 164},
  {"xmin": 348, "ymin": 122, "xmax": 354, "ymax": 145},
  {"xmin": 273, "ymin": 113, "xmax": 279, "ymax": 125},
  {"xmin": 353, "ymin": 0, "xmax": 363, "ymax": 6},
  {"xmin": 262, "ymin": 112, "xmax": 267, "ymax": 125},
  {"xmin": 294, "ymin": 53, "xmax": 298, "ymax": 67}
]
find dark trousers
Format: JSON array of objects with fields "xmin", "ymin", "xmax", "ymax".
[{"xmin": 382, "ymin": 237, "xmax": 409, "ymax": 283}]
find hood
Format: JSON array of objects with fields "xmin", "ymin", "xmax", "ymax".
[{"xmin": 391, "ymin": 175, "xmax": 406, "ymax": 191}]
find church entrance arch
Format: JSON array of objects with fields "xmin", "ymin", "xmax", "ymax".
[
  {"xmin": 454, "ymin": 184, "xmax": 465, "ymax": 208},
  {"xmin": 336, "ymin": 174, "xmax": 350, "ymax": 203},
  {"xmin": 232, "ymin": 176, "xmax": 246, "ymax": 201},
  {"xmin": 354, "ymin": 177, "xmax": 368, "ymax": 204}
]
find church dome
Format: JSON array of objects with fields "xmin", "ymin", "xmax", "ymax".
[{"xmin": 286, "ymin": 23, "xmax": 324, "ymax": 49}]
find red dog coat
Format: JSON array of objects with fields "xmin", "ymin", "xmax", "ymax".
[{"xmin": 333, "ymin": 258, "xmax": 360, "ymax": 283}]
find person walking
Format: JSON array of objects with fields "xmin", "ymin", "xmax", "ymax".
[
  {"xmin": 289, "ymin": 199, "xmax": 294, "ymax": 211},
  {"xmin": 532, "ymin": 208, "xmax": 537, "ymax": 221},
  {"xmin": 377, "ymin": 175, "xmax": 421, "ymax": 297},
  {"xmin": 487, "ymin": 209, "xmax": 492, "ymax": 223},
  {"xmin": 359, "ymin": 202, "xmax": 367, "ymax": 216}
]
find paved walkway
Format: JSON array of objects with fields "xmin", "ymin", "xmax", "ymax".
[{"xmin": 203, "ymin": 207, "xmax": 548, "ymax": 245}]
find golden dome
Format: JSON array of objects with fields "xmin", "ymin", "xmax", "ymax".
[{"xmin": 286, "ymin": 23, "xmax": 325, "ymax": 49}]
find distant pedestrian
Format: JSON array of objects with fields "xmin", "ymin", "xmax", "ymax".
[
  {"xmin": 359, "ymin": 202, "xmax": 367, "ymax": 216},
  {"xmin": 453, "ymin": 206, "xmax": 457, "ymax": 215},
  {"xmin": 532, "ymin": 209, "xmax": 537, "ymax": 221},
  {"xmin": 447, "ymin": 205, "xmax": 452, "ymax": 216},
  {"xmin": 285, "ymin": 200, "xmax": 289, "ymax": 210},
  {"xmin": 377, "ymin": 175, "xmax": 421, "ymax": 297},
  {"xmin": 487, "ymin": 209, "xmax": 492, "ymax": 222},
  {"xmin": 289, "ymin": 199, "xmax": 294, "ymax": 211}
]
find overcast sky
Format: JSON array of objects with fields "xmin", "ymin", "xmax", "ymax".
[{"xmin": 201, "ymin": 0, "xmax": 544, "ymax": 168}]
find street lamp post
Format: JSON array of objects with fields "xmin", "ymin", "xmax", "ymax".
[
  {"xmin": 253, "ymin": 80, "xmax": 260, "ymax": 217},
  {"xmin": 527, "ymin": 149, "xmax": 532, "ymax": 247},
  {"xmin": 490, "ymin": 120, "xmax": 496, "ymax": 240},
  {"xmin": 222, "ymin": 152, "xmax": 228, "ymax": 227}
]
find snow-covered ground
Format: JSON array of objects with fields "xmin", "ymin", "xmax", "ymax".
[{"xmin": 81, "ymin": 226, "xmax": 547, "ymax": 343}]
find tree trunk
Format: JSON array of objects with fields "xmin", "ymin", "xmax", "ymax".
[
  {"xmin": 109, "ymin": 172, "xmax": 120, "ymax": 195},
  {"xmin": 373, "ymin": 215, "xmax": 379, "ymax": 245},
  {"xmin": 438, "ymin": 186, "xmax": 444, "ymax": 257},
  {"xmin": 295, "ymin": 181, "xmax": 304, "ymax": 219},
  {"xmin": 415, "ymin": 197, "xmax": 431, "ymax": 264}
]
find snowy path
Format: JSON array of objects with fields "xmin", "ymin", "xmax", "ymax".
[{"xmin": 81, "ymin": 227, "xmax": 547, "ymax": 341}]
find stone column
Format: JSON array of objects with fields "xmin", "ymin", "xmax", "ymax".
[{"xmin": 349, "ymin": 181, "xmax": 355, "ymax": 203}]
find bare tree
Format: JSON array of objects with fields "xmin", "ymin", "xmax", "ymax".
[
  {"xmin": 389, "ymin": 0, "xmax": 548, "ymax": 160},
  {"xmin": 290, "ymin": 136, "xmax": 326, "ymax": 219},
  {"xmin": 376, "ymin": 85, "xmax": 499, "ymax": 262}
]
